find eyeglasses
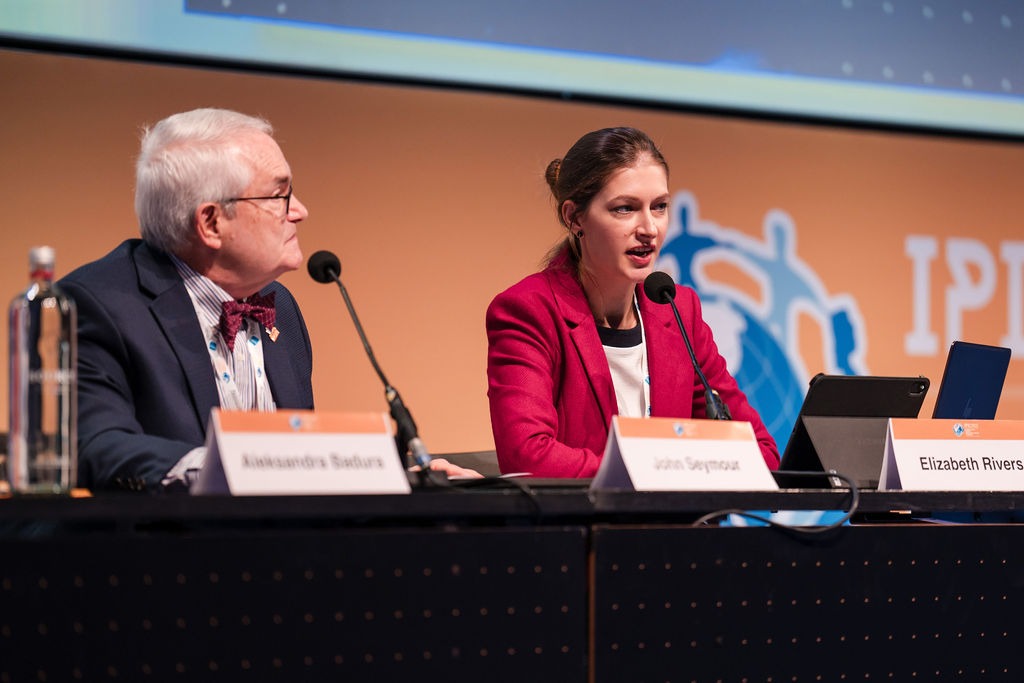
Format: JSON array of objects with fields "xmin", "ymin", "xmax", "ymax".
[{"xmin": 227, "ymin": 185, "xmax": 293, "ymax": 215}]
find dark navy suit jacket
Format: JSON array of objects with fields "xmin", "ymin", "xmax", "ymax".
[{"xmin": 58, "ymin": 239, "xmax": 314, "ymax": 491}]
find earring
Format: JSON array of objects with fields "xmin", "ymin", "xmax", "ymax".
[{"xmin": 575, "ymin": 230, "xmax": 583, "ymax": 239}]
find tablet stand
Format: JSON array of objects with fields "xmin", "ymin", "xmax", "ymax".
[{"xmin": 778, "ymin": 415, "xmax": 890, "ymax": 489}]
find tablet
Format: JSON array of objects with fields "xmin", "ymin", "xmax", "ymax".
[
  {"xmin": 778, "ymin": 374, "xmax": 930, "ymax": 488},
  {"xmin": 931, "ymin": 341, "xmax": 1010, "ymax": 419}
]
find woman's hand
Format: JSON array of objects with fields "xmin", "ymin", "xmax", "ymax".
[{"xmin": 409, "ymin": 457, "xmax": 484, "ymax": 479}]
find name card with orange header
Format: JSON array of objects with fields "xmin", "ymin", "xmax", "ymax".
[
  {"xmin": 193, "ymin": 409, "xmax": 411, "ymax": 496},
  {"xmin": 879, "ymin": 419, "xmax": 1024, "ymax": 491},
  {"xmin": 591, "ymin": 416, "xmax": 778, "ymax": 491}
]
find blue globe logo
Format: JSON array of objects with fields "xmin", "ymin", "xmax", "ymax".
[
  {"xmin": 658, "ymin": 192, "xmax": 867, "ymax": 450},
  {"xmin": 699, "ymin": 293, "xmax": 805, "ymax": 448}
]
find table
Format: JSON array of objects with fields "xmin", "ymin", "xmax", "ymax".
[{"xmin": 2, "ymin": 487, "xmax": 1022, "ymax": 682}]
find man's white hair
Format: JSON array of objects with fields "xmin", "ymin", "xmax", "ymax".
[{"xmin": 134, "ymin": 108, "xmax": 273, "ymax": 254}]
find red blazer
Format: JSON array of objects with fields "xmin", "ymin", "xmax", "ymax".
[{"xmin": 486, "ymin": 253, "xmax": 779, "ymax": 477}]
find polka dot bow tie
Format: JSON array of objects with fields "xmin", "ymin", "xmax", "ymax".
[{"xmin": 219, "ymin": 292, "xmax": 276, "ymax": 352}]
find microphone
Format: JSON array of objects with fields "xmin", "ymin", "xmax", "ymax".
[
  {"xmin": 307, "ymin": 250, "xmax": 341, "ymax": 283},
  {"xmin": 643, "ymin": 271, "xmax": 732, "ymax": 420},
  {"xmin": 306, "ymin": 250, "xmax": 433, "ymax": 472}
]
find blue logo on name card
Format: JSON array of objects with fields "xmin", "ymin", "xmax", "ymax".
[
  {"xmin": 953, "ymin": 423, "xmax": 965, "ymax": 436},
  {"xmin": 673, "ymin": 422, "xmax": 685, "ymax": 436},
  {"xmin": 289, "ymin": 414, "xmax": 303, "ymax": 431}
]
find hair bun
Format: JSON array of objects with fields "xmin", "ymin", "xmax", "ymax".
[{"xmin": 544, "ymin": 158, "xmax": 562, "ymax": 192}]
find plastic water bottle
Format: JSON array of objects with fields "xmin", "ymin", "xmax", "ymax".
[{"xmin": 8, "ymin": 246, "xmax": 77, "ymax": 493}]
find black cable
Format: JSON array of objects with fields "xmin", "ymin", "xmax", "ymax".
[
  {"xmin": 690, "ymin": 470, "xmax": 860, "ymax": 534},
  {"xmin": 503, "ymin": 477, "xmax": 543, "ymax": 522},
  {"xmin": 442, "ymin": 476, "xmax": 544, "ymax": 521}
]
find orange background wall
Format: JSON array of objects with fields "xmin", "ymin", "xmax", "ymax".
[{"xmin": 2, "ymin": 48, "xmax": 1023, "ymax": 453}]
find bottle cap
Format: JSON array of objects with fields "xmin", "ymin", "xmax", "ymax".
[{"xmin": 29, "ymin": 246, "xmax": 56, "ymax": 271}]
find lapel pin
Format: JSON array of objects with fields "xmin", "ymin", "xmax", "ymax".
[{"xmin": 267, "ymin": 326, "xmax": 280, "ymax": 342}]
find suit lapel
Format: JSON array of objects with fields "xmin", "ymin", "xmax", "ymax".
[
  {"xmin": 135, "ymin": 242, "xmax": 221, "ymax": 430},
  {"xmin": 258, "ymin": 288, "xmax": 302, "ymax": 409},
  {"xmin": 548, "ymin": 268, "xmax": 616, "ymax": 421}
]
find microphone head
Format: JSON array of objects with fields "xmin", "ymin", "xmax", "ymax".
[
  {"xmin": 307, "ymin": 250, "xmax": 341, "ymax": 283},
  {"xmin": 643, "ymin": 271, "xmax": 677, "ymax": 303}
]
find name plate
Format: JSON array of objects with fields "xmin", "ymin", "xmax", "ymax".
[
  {"xmin": 590, "ymin": 416, "xmax": 778, "ymax": 491},
  {"xmin": 879, "ymin": 418, "xmax": 1024, "ymax": 491},
  {"xmin": 193, "ymin": 409, "xmax": 411, "ymax": 495}
]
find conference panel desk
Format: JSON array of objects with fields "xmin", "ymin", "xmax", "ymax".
[{"xmin": 2, "ymin": 487, "xmax": 1023, "ymax": 682}]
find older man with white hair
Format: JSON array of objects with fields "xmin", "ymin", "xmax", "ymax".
[{"xmin": 60, "ymin": 108, "xmax": 314, "ymax": 491}]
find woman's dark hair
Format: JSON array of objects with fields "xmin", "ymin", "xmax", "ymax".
[{"xmin": 544, "ymin": 127, "xmax": 668, "ymax": 266}]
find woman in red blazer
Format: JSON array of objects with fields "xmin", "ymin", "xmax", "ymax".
[{"xmin": 486, "ymin": 127, "xmax": 778, "ymax": 477}]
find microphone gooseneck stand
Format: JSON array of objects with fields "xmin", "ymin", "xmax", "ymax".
[
  {"xmin": 307, "ymin": 250, "xmax": 442, "ymax": 486},
  {"xmin": 642, "ymin": 271, "xmax": 732, "ymax": 420}
]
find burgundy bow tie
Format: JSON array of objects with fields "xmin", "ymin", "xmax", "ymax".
[{"xmin": 219, "ymin": 292, "xmax": 276, "ymax": 351}]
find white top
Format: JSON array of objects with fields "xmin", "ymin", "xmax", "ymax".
[{"xmin": 600, "ymin": 301, "xmax": 651, "ymax": 419}]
